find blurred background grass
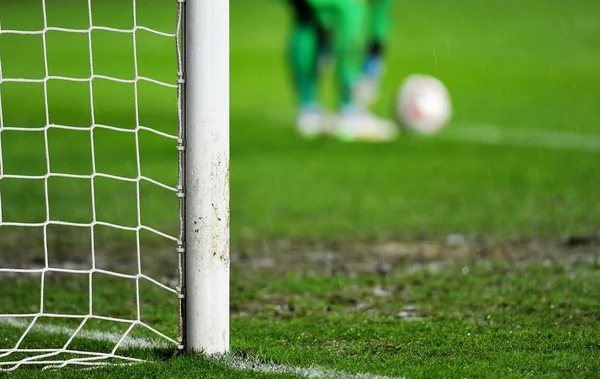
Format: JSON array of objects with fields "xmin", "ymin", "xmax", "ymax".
[{"xmin": 0, "ymin": 0, "xmax": 599, "ymax": 254}]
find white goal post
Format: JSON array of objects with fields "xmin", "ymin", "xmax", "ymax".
[
  {"xmin": 0, "ymin": 0, "xmax": 229, "ymax": 370},
  {"xmin": 183, "ymin": 0, "xmax": 230, "ymax": 355}
]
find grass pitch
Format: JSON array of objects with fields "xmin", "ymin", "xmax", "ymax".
[{"xmin": 1, "ymin": 0, "xmax": 600, "ymax": 377}]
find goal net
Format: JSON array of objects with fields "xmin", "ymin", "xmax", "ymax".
[{"xmin": 0, "ymin": 0, "xmax": 229, "ymax": 371}]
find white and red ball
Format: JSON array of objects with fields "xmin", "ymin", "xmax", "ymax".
[{"xmin": 396, "ymin": 74, "xmax": 452, "ymax": 135}]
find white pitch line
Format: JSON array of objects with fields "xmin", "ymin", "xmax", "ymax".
[
  {"xmin": 0, "ymin": 317, "xmax": 169, "ymax": 349},
  {"xmin": 219, "ymin": 356, "xmax": 406, "ymax": 379},
  {"xmin": 436, "ymin": 124, "xmax": 600, "ymax": 152},
  {"xmin": 0, "ymin": 318, "xmax": 406, "ymax": 379},
  {"xmin": 256, "ymin": 108, "xmax": 600, "ymax": 153}
]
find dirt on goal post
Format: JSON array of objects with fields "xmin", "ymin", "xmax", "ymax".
[{"xmin": 0, "ymin": 0, "xmax": 229, "ymax": 371}]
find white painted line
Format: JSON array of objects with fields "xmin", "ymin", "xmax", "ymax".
[
  {"xmin": 439, "ymin": 124, "xmax": 600, "ymax": 152},
  {"xmin": 1, "ymin": 318, "xmax": 407, "ymax": 378},
  {"xmin": 0, "ymin": 317, "xmax": 169, "ymax": 349},
  {"xmin": 255, "ymin": 107, "xmax": 600, "ymax": 153},
  {"xmin": 217, "ymin": 356, "xmax": 406, "ymax": 379}
]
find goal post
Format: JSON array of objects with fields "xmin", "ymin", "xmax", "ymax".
[
  {"xmin": 0, "ymin": 0, "xmax": 230, "ymax": 369},
  {"xmin": 183, "ymin": 0, "xmax": 230, "ymax": 354}
]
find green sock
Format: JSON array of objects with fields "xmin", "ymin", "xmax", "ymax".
[{"xmin": 289, "ymin": 21, "xmax": 319, "ymax": 108}]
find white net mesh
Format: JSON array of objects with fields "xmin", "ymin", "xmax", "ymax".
[{"xmin": 0, "ymin": 0, "xmax": 184, "ymax": 370}]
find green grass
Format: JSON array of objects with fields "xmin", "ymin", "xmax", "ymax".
[
  {"xmin": 1, "ymin": 0, "xmax": 600, "ymax": 377},
  {"xmin": 4, "ymin": 256, "xmax": 600, "ymax": 378}
]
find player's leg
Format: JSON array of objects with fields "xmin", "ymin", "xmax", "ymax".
[
  {"xmin": 367, "ymin": 0, "xmax": 392, "ymax": 76},
  {"xmin": 316, "ymin": 23, "xmax": 334, "ymax": 73},
  {"xmin": 355, "ymin": 0, "xmax": 393, "ymax": 107},
  {"xmin": 287, "ymin": 0, "xmax": 331, "ymax": 137},
  {"xmin": 288, "ymin": 0, "xmax": 319, "ymax": 110}
]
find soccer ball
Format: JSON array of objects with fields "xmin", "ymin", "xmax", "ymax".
[{"xmin": 396, "ymin": 74, "xmax": 452, "ymax": 135}]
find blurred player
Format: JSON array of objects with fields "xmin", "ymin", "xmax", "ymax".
[{"xmin": 286, "ymin": 0, "xmax": 397, "ymax": 142}]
